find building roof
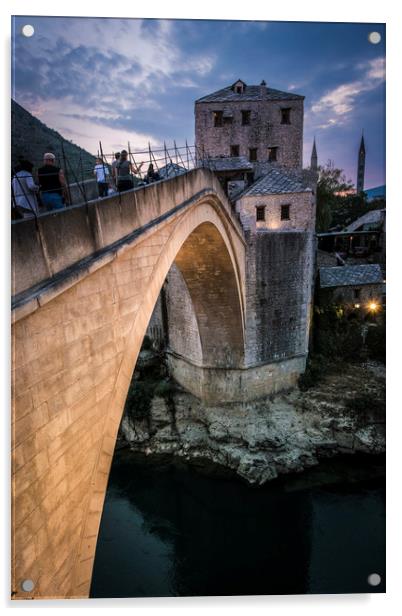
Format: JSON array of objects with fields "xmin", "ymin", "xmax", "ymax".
[
  {"xmin": 158, "ymin": 162, "xmax": 187, "ymax": 178},
  {"xmin": 207, "ymin": 156, "xmax": 254, "ymax": 171},
  {"xmin": 240, "ymin": 166, "xmax": 311, "ymax": 196},
  {"xmin": 343, "ymin": 209, "xmax": 385, "ymax": 233},
  {"xmin": 319, "ymin": 264, "xmax": 384, "ymax": 289},
  {"xmin": 196, "ymin": 82, "xmax": 304, "ymax": 103},
  {"xmin": 364, "ymin": 185, "xmax": 386, "ymax": 201}
]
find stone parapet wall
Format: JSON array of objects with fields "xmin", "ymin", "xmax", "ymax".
[
  {"xmin": 68, "ymin": 179, "xmax": 99, "ymax": 205},
  {"xmin": 12, "ymin": 168, "xmax": 244, "ymax": 300}
]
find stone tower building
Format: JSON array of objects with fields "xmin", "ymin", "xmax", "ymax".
[
  {"xmin": 147, "ymin": 79, "xmax": 317, "ymax": 400},
  {"xmin": 357, "ymin": 134, "xmax": 366, "ymax": 194},
  {"xmin": 194, "ymin": 78, "xmax": 316, "ymax": 394},
  {"xmin": 195, "ymin": 79, "xmax": 304, "ymax": 173}
]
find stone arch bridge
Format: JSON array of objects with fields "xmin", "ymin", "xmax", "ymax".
[{"xmin": 11, "ymin": 169, "xmax": 247, "ymax": 599}]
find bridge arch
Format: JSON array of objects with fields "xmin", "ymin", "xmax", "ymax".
[{"xmin": 11, "ymin": 175, "xmax": 246, "ymax": 599}]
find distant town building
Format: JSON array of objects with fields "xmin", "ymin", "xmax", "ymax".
[
  {"xmin": 158, "ymin": 162, "xmax": 187, "ymax": 179},
  {"xmin": 318, "ymin": 264, "xmax": 384, "ymax": 315},
  {"xmin": 365, "ymin": 185, "xmax": 386, "ymax": 202}
]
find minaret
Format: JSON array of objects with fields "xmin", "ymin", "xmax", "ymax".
[
  {"xmin": 310, "ymin": 137, "xmax": 318, "ymax": 171},
  {"xmin": 357, "ymin": 133, "xmax": 366, "ymax": 194}
]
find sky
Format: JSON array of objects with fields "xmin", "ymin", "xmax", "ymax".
[{"xmin": 12, "ymin": 17, "xmax": 385, "ymax": 188}]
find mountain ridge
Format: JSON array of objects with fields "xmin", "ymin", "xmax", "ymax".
[{"xmin": 11, "ymin": 99, "xmax": 96, "ymax": 179}]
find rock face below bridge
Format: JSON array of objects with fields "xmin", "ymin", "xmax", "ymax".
[{"xmin": 120, "ymin": 358, "xmax": 385, "ymax": 485}]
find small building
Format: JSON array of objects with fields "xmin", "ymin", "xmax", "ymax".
[
  {"xmin": 318, "ymin": 264, "xmax": 385, "ymax": 315},
  {"xmin": 235, "ymin": 165, "xmax": 315, "ymax": 233}
]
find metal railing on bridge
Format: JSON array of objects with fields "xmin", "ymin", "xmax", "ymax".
[{"xmin": 11, "ymin": 141, "xmax": 220, "ymax": 221}]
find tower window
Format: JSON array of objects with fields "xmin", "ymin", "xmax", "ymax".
[
  {"xmin": 213, "ymin": 111, "xmax": 223, "ymax": 127},
  {"xmin": 281, "ymin": 108, "xmax": 291, "ymax": 124},
  {"xmin": 354, "ymin": 289, "xmax": 361, "ymax": 299},
  {"xmin": 268, "ymin": 146, "xmax": 278, "ymax": 162},
  {"xmin": 256, "ymin": 206, "xmax": 266, "ymax": 221},
  {"xmin": 242, "ymin": 110, "xmax": 251, "ymax": 125},
  {"xmin": 249, "ymin": 148, "xmax": 258, "ymax": 162},
  {"xmin": 281, "ymin": 204, "xmax": 290, "ymax": 220},
  {"xmin": 231, "ymin": 145, "xmax": 240, "ymax": 157}
]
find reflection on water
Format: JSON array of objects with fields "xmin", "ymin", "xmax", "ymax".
[{"xmin": 90, "ymin": 452, "xmax": 385, "ymax": 598}]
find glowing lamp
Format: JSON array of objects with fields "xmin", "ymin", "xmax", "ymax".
[
  {"xmin": 368, "ymin": 302, "xmax": 378, "ymax": 311},
  {"xmin": 354, "ymin": 303, "xmax": 360, "ymax": 309}
]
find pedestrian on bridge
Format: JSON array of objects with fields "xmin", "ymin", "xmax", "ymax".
[
  {"xmin": 94, "ymin": 158, "xmax": 109, "ymax": 198},
  {"xmin": 144, "ymin": 163, "xmax": 160, "ymax": 184},
  {"xmin": 115, "ymin": 150, "xmax": 144, "ymax": 192},
  {"xmin": 11, "ymin": 159, "xmax": 40, "ymax": 218},
  {"xmin": 38, "ymin": 153, "xmax": 68, "ymax": 211},
  {"xmin": 111, "ymin": 152, "xmax": 120, "ymax": 187}
]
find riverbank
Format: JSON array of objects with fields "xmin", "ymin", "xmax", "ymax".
[{"xmin": 119, "ymin": 351, "xmax": 385, "ymax": 484}]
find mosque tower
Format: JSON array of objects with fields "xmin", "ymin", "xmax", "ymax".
[
  {"xmin": 357, "ymin": 134, "xmax": 366, "ymax": 194},
  {"xmin": 310, "ymin": 137, "xmax": 317, "ymax": 171}
]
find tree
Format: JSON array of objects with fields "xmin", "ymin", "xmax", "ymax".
[{"xmin": 316, "ymin": 161, "xmax": 354, "ymax": 232}]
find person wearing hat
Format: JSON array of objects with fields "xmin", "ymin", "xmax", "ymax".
[{"xmin": 37, "ymin": 152, "xmax": 68, "ymax": 211}]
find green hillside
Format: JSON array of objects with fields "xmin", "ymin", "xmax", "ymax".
[{"xmin": 11, "ymin": 99, "xmax": 96, "ymax": 180}]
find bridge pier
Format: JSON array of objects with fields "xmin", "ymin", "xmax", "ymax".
[{"xmin": 166, "ymin": 352, "xmax": 306, "ymax": 403}]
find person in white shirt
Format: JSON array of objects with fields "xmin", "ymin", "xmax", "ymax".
[
  {"xmin": 12, "ymin": 160, "xmax": 39, "ymax": 217},
  {"xmin": 94, "ymin": 158, "xmax": 109, "ymax": 198}
]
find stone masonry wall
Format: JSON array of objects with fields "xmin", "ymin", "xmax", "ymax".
[
  {"xmin": 146, "ymin": 294, "xmax": 165, "ymax": 349},
  {"xmin": 164, "ymin": 263, "xmax": 203, "ymax": 364},
  {"xmin": 320, "ymin": 283, "xmax": 384, "ymax": 307},
  {"xmin": 243, "ymin": 230, "xmax": 315, "ymax": 366},
  {"xmin": 236, "ymin": 191, "xmax": 315, "ymax": 233},
  {"xmin": 11, "ymin": 175, "xmax": 246, "ymax": 599},
  {"xmin": 195, "ymin": 98, "xmax": 304, "ymax": 170}
]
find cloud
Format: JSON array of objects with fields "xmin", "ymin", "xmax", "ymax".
[
  {"xmin": 310, "ymin": 56, "xmax": 385, "ymax": 128},
  {"xmin": 12, "ymin": 16, "xmax": 216, "ymax": 153}
]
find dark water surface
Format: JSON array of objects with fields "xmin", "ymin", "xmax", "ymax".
[{"xmin": 90, "ymin": 451, "xmax": 385, "ymax": 597}]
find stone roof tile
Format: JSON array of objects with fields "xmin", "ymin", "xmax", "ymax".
[
  {"xmin": 319, "ymin": 264, "xmax": 384, "ymax": 288},
  {"xmin": 207, "ymin": 156, "xmax": 254, "ymax": 171},
  {"xmin": 240, "ymin": 166, "xmax": 311, "ymax": 196},
  {"xmin": 196, "ymin": 84, "xmax": 304, "ymax": 103}
]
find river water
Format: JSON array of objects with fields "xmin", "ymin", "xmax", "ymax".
[{"xmin": 90, "ymin": 450, "xmax": 385, "ymax": 597}]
